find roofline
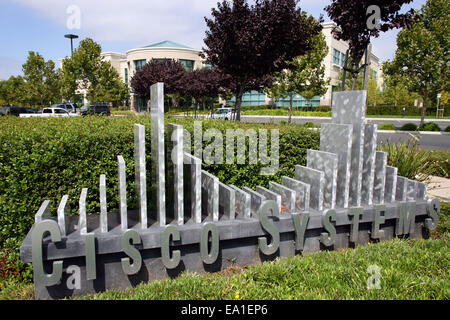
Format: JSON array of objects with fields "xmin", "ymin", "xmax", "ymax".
[
  {"xmin": 101, "ymin": 52, "xmax": 126, "ymax": 57},
  {"xmin": 126, "ymin": 46, "xmax": 202, "ymax": 55}
]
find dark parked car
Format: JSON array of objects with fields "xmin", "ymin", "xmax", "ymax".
[
  {"xmin": 0, "ymin": 106, "xmax": 38, "ymax": 116},
  {"xmin": 81, "ymin": 105, "xmax": 111, "ymax": 117},
  {"xmin": 50, "ymin": 103, "xmax": 79, "ymax": 113}
]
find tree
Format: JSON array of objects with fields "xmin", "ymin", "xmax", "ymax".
[
  {"xmin": 325, "ymin": 0, "xmax": 415, "ymax": 91},
  {"xmin": 130, "ymin": 59, "xmax": 187, "ymax": 101},
  {"xmin": 95, "ymin": 63, "xmax": 129, "ymax": 106},
  {"xmin": 386, "ymin": 0, "xmax": 449, "ymax": 125},
  {"xmin": 22, "ymin": 51, "xmax": 61, "ymax": 108},
  {"xmin": 61, "ymin": 38, "xmax": 128, "ymax": 106},
  {"xmin": 0, "ymin": 76, "xmax": 27, "ymax": 106},
  {"xmin": 203, "ymin": 0, "xmax": 322, "ymax": 121},
  {"xmin": 267, "ymin": 27, "xmax": 329, "ymax": 123},
  {"xmin": 183, "ymin": 68, "xmax": 224, "ymax": 110}
]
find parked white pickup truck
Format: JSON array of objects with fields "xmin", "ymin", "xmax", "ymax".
[{"xmin": 19, "ymin": 107, "xmax": 80, "ymax": 118}]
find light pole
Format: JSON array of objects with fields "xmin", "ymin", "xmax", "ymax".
[
  {"xmin": 64, "ymin": 34, "xmax": 79, "ymax": 56},
  {"xmin": 64, "ymin": 34, "xmax": 79, "ymax": 107}
]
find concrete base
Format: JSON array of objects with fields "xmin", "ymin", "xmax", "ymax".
[{"xmin": 20, "ymin": 201, "xmax": 432, "ymax": 300}]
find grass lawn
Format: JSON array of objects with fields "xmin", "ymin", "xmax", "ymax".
[
  {"xmin": 79, "ymin": 236, "xmax": 450, "ymax": 300},
  {"xmin": 2, "ymin": 204, "xmax": 447, "ymax": 300}
]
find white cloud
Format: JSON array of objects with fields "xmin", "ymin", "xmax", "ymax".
[{"xmin": 11, "ymin": 0, "xmax": 219, "ymax": 49}]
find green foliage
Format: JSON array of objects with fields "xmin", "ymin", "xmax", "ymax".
[
  {"xmin": 266, "ymin": 30, "xmax": 329, "ymax": 122},
  {"xmin": 378, "ymin": 123, "xmax": 397, "ymax": 131},
  {"xmin": 446, "ymin": 125, "xmax": 450, "ymax": 132},
  {"xmin": 74, "ymin": 237, "xmax": 450, "ymax": 300},
  {"xmin": 400, "ymin": 123, "xmax": 418, "ymax": 131},
  {"xmin": 386, "ymin": 0, "xmax": 450, "ymax": 124},
  {"xmin": 0, "ymin": 116, "xmax": 319, "ymax": 283},
  {"xmin": 22, "ymin": 51, "xmax": 61, "ymax": 108},
  {"xmin": 418, "ymin": 122, "xmax": 441, "ymax": 131},
  {"xmin": 420, "ymin": 150, "xmax": 450, "ymax": 179},
  {"xmin": 378, "ymin": 138, "xmax": 440, "ymax": 181},
  {"xmin": 0, "ymin": 76, "xmax": 27, "ymax": 106},
  {"xmin": 60, "ymin": 38, "xmax": 129, "ymax": 104},
  {"xmin": 303, "ymin": 122, "xmax": 316, "ymax": 128},
  {"xmin": 241, "ymin": 109, "xmax": 331, "ymax": 117}
]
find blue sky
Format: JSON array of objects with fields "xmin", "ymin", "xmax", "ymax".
[{"xmin": 0, "ymin": 0, "xmax": 427, "ymax": 80}]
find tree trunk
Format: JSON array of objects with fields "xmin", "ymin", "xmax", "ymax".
[
  {"xmin": 288, "ymin": 93, "xmax": 293, "ymax": 123},
  {"xmin": 235, "ymin": 87, "xmax": 244, "ymax": 122},
  {"xmin": 421, "ymin": 87, "xmax": 427, "ymax": 127},
  {"xmin": 363, "ymin": 45, "xmax": 370, "ymax": 91},
  {"xmin": 352, "ymin": 74, "xmax": 358, "ymax": 91},
  {"xmin": 341, "ymin": 49, "xmax": 349, "ymax": 91}
]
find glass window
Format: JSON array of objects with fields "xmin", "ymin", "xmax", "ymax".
[
  {"xmin": 341, "ymin": 52, "xmax": 346, "ymax": 67},
  {"xmin": 124, "ymin": 68, "xmax": 128, "ymax": 84},
  {"xmin": 43, "ymin": 109, "xmax": 52, "ymax": 114},
  {"xmin": 180, "ymin": 59, "xmax": 195, "ymax": 72},
  {"xmin": 55, "ymin": 109, "xmax": 67, "ymax": 114},
  {"xmin": 152, "ymin": 58, "xmax": 171, "ymax": 64},
  {"xmin": 373, "ymin": 70, "xmax": 378, "ymax": 79},
  {"xmin": 333, "ymin": 49, "xmax": 341, "ymax": 66},
  {"xmin": 134, "ymin": 59, "xmax": 146, "ymax": 70}
]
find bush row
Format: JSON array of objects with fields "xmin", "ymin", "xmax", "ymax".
[
  {"xmin": 0, "ymin": 116, "xmax": 319, "ymax": 280},
  {"xmin": 378, "ymin": 122, "xmax": 447, "ymax": 132},
  {"xmin": 367, "ymin": 105, "xmax": 449, "ymax": 117}
]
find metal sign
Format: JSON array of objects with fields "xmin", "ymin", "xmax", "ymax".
[{"xmin": 20, "ymin": 84, "xmax": 440, "ymax": 300}]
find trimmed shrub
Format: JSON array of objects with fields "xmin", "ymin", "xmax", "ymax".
[
  {"xmin": 0, "ymin": 116, "xmax": 319, "ymax": 282},
  {"xmin": 378, "ymin": 123, "xmax": 397, "ymax": 131},
  {"xmin": 418, "ymin": 122, "xmax": 441, "ymax": 132},
  {"xmin": 303, "ymin": 121, "xmax": 316, "ymax": 128},
  {"xmin": 446, "ymin": 125, "xmax": 450, "ymax": 132},
  {"xmin": 314, "ymin": 105, "xmax": 331, "ymax": 112},
  {"xmin": 399, "ymin": 123, "xmax": 418, "ymax": 131}
]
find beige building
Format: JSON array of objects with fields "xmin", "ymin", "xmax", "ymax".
[
  {"xmin": 103, "ymin": 24, "xmax": 384, "ymax": 109},
  {"xmin": 102, "ymin": 40, "xmax": 204, "ymax": 111},
  {"xmin": 321, "ymin": 22, "xmax": 383, "ymax": 106}
]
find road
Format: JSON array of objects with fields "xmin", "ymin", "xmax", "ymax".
[
  {"xmin": 174, "ymin": 114, "xmax": 450, "ymax": 149},
  {"xmin": 377, "ymin": 131, "xmax": 450, "ymax": 150},
  {"xmin": 239, "ymin": 115, "xmax": 450, "ymax": 131},
  {"xmin": 238, "ymin": 115, "xmax": 450, "ymax": 150}
]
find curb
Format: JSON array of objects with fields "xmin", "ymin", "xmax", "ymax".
[{"xmin": 378, "ymin": 130, "xmax": 450, "ymax": 135}]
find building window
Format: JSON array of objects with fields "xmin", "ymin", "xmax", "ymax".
[
  {"xmin": 274, "ymin": 94, "xmax": 320, "ymax": 108},
  {"xmin": 152, "ymin": 58, "xmax": 171, "ymax": 64},
  {"xmin": 227, "ymin": 91, "xmax": 266, "ymax": 106},
  {"xmin": 134, "ymin": 59, "xmax": 146, "ymax": 70},
  {"xmin": 373, "ymin": 70, "xmax": 378, "ymax": 79},
  {"xmin": 341, "ymin": 52, "xmax": 346, "ymax": 67},
  {"xmin": 333, "ymin": 49, "xmax": 341, "ymax": 66},
  {"xmin": 180, "ymin": 59, "xmax": 195, "ymax": 72},
  {"xmin": 124, "ymin": 68, "xmax": 128, "ymax": 84}
]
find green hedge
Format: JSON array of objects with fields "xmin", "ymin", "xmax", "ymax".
[
  {"xmin": 0, "ymin": 116, "xmax": 319, "ymax": 281},
  {"xmin": 400, "ymin": 123, "xmax": 418, "ymax": 131},
  {"xmin": 378, "ymin": 123, "xmax": 397, "ymax": 131},
  {"xmin": 418, "ymin": 122, "xmax": 441, "ymax": 132},
  {"xmin": 367, "ymin": 105, "xmax": 449, "ymax": 117}
]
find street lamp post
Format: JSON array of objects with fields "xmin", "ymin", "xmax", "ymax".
[
  {"xmin": 64, "ymin": 34, "xmax": 79, "ymax": 56},
  {"xmin": 64, "ymin": 34, "xmax": 79, "ymax": 108}
]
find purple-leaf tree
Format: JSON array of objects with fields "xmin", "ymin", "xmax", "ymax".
[
  {"xmin": 183, "ymin": 68, "xmax": 224, "ymax": 111},
  {"xmin": 203, "ymin": 0, "xmax": 322, "ymax": 121},
  {"xmin": 325, "ymin": 0, "xmax": 416, "ymax": 90},
  {"xmin": 130, "ymin": 59, "xmax": 187, "ymax": 100}
]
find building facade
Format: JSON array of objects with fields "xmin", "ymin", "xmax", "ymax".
[
  {"xmin": 104, "ymin": 23, "xmax": 384, "ymax": 110},
  {"xmin": 102, "ymin": 40, "xmax": 204, "ymax": 111},
  {"xmin": 321, "ymin": 22, "xmax": 383, "ymax": 106}
]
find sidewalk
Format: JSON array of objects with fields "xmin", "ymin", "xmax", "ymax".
[{"xmin": 427, "ymin": 176, "xmax": 450, "ymax": 203}]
